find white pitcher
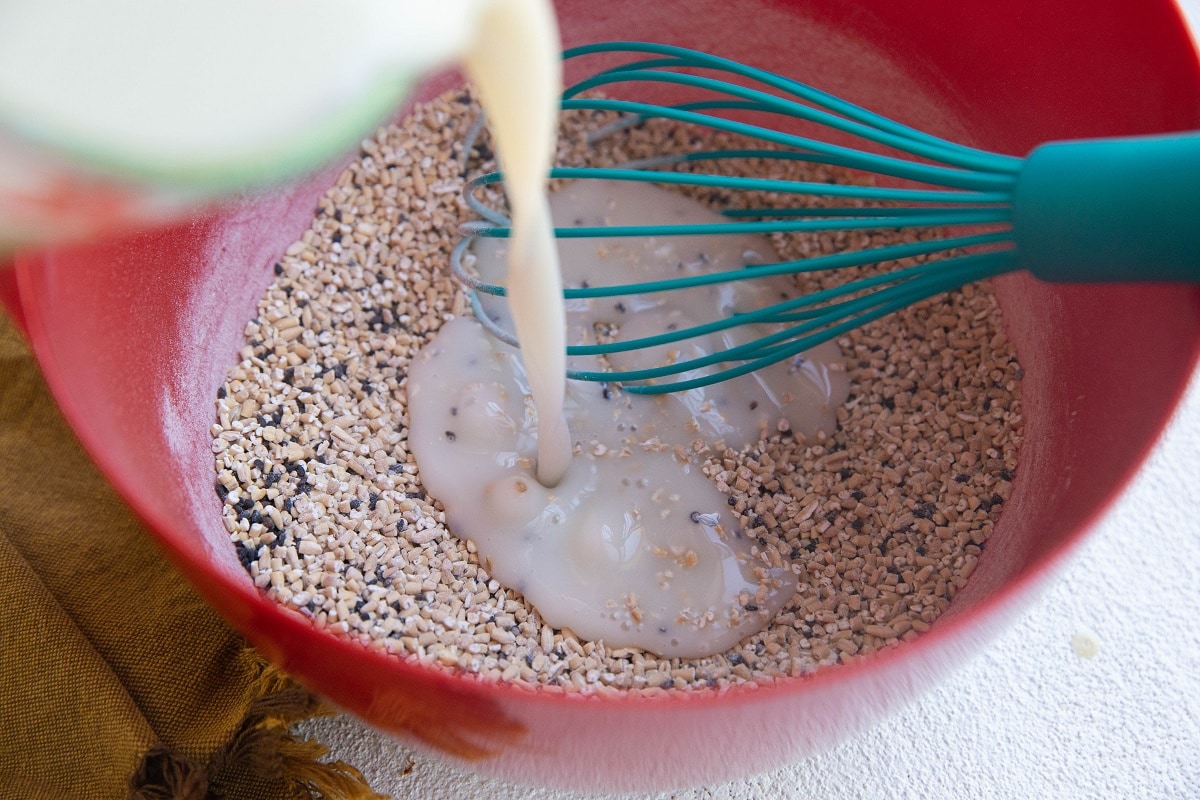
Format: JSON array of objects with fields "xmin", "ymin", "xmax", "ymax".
[{"xmin": 0, "ymin": 0, "xmax": 496, "ymax": 252}]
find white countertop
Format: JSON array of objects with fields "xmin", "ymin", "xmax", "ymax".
[{"xmin": 298, "ymin": 5, "xmax": 1200, "ymax": 797}]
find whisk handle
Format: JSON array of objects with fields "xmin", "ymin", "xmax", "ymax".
[{"xmin": 1013, "ymin": 132, "xmax": 1200, "ymax": 283}]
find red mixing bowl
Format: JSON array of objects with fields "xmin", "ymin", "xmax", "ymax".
[{"xmin": 2, "ymin": 0, "xmax": 1199, "ymax": 792}]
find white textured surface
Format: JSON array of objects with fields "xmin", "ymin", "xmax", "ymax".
[{"xmin": 300, "ymin": 5, "xmax": 1200, "ymax": 797}]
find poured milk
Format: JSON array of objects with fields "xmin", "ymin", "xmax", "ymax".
[
  {"xmin": 461, "ymin": 0, "xmax": 571, "ymax": 486},
  {"xmin": 409, "ymin": 180, "xmax": 849, "ymax": 657}
]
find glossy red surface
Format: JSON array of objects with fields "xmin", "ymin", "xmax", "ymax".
[{"xmin": 3, "ymin": 0, "xmax": 1199, "ymax": 791}]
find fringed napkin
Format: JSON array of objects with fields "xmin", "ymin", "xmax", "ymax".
[{"xmin": 0, "ymin": 312, "xmax": 388, "ymax": 800}]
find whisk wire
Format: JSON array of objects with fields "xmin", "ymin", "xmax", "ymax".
[
  {"xmin": 561, "ymin": 42, "xmax": 1023, "ymax": 174},
  {"xmin": 466, "ymin": 165, "xmax": 1010, "ymax": 216},
  {"xmin": 621, "ymin": 146, "xmax": 1014, "ymax": 191},
  {"xmin": 463, "ymin": 208, "xmax": 1010, "ymax": 240},
  {"xmin": 453, "ymin": 229, "xmax": 1012, "ymax": 307},
  {"xmin": 564, "ymin": 68, "xmax": 996, "ymax": 177},
  {"xmin": 559, "ymin": 96, "xmax": 1015, "ymax": 191},
  {"xmin": 566, "ymin": 250, "xmax": 1017, "ymax": 392},
  {"xmin": 563, "ymin": 245, "xmax": 1015, "ymax": 360},
  {"xmin": 455, "ymin": 41, "xmax": 1035, "ymax": 394}
]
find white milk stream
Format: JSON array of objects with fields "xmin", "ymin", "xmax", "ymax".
[
  {"xmin": 409, "ymin": 180, "xmax": 849, "ymax": 657},
  {"xmin": 461, "ymin": 0, "xmax": 572, "ymax": 487}
]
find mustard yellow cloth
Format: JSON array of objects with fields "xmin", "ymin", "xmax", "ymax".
[{"xmin": 0, "ymin": 312, "xmax": 387, "ymax": 800}]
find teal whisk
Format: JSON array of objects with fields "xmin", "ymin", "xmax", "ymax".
[{"xmin": 453, "ymin": 41, "xmax": 1200, "ymax": 394}]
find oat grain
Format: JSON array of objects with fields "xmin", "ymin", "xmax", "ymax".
[{"xmin": 211, "ymin": 89, "xmax": 1022, "ymax": 693}]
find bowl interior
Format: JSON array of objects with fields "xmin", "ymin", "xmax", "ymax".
[{"xmin": 10, "ymin": 0, "xmax": 1200, "ymax": 791}]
